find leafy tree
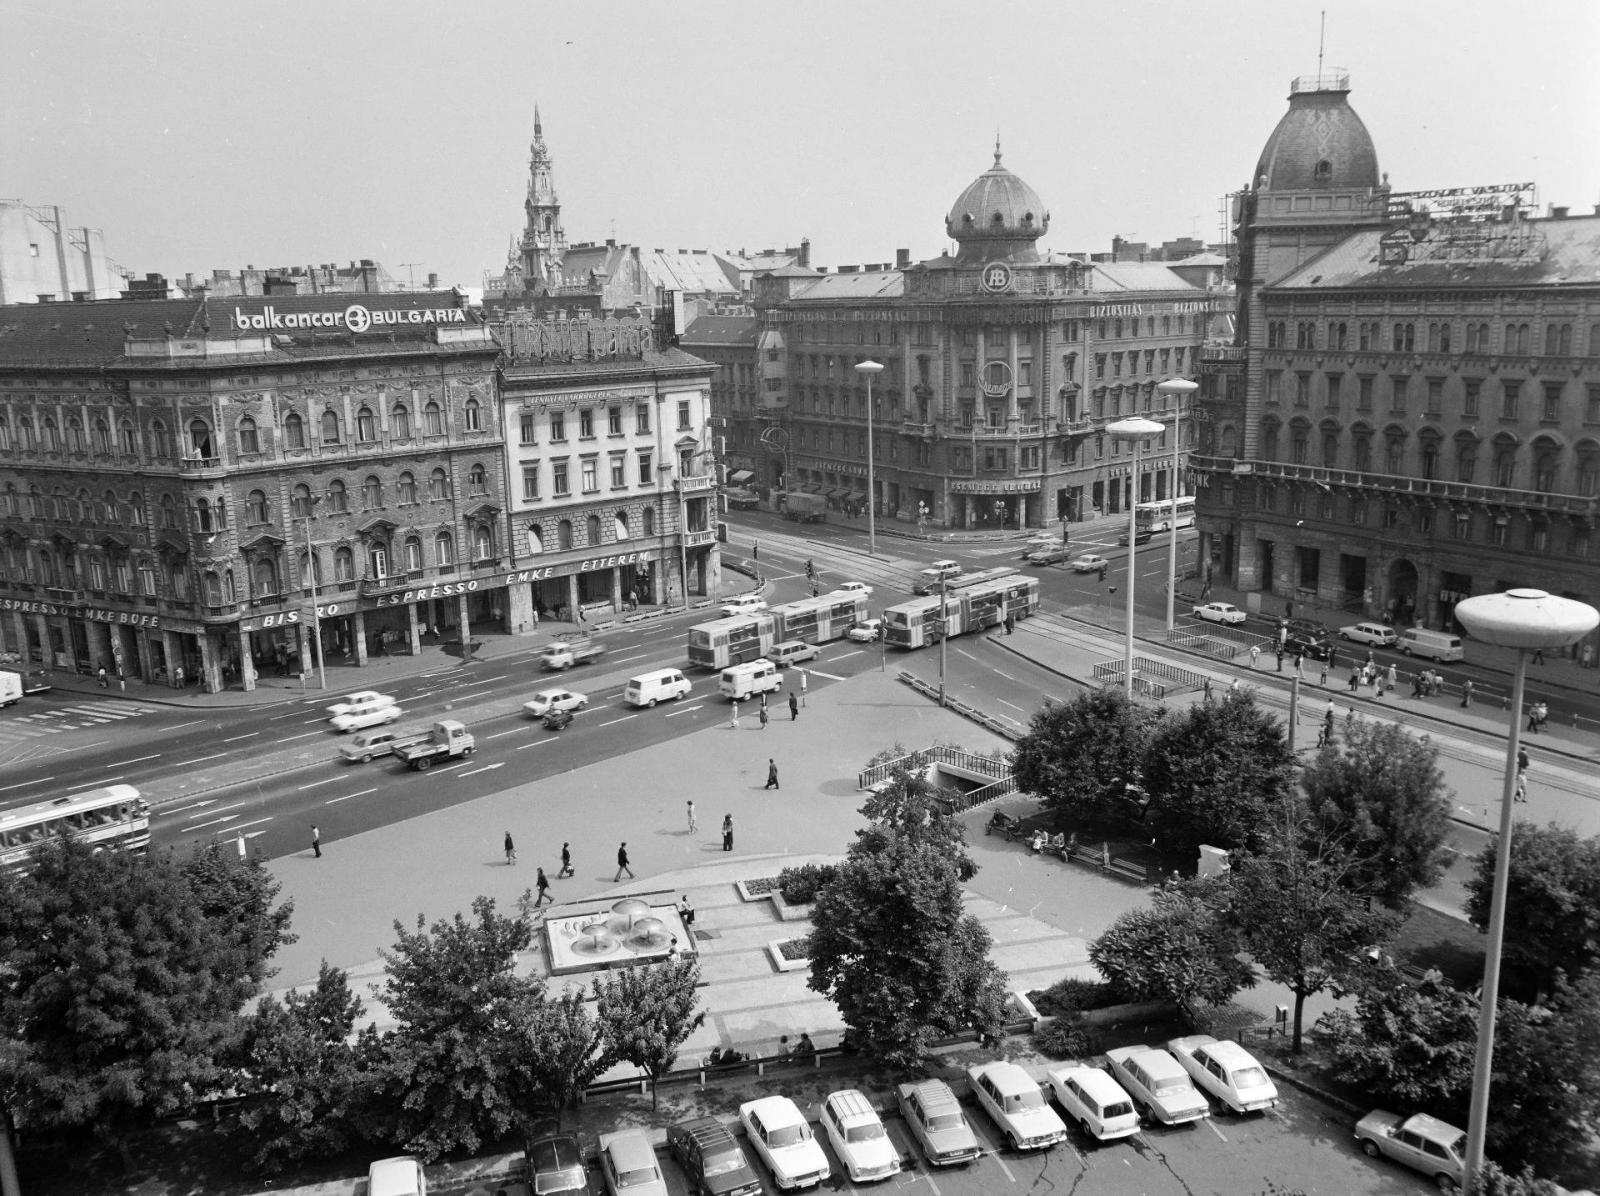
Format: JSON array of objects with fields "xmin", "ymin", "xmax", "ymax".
[
  {"xmin": 593, "ymin": 956, "xmax": 704, "ymax": 1110},
  {"xmin": 1141, "ymin": 690, "xmax": 1295, "ymax": 858},
  {"xmin": 374, "ymin": 896, "xmax": 543, "ymax": 1161},
  {"xmin": 1300, "ymin": 719, "xmax": 1453, "ymax": 907},
  {"xmin": 231, "ymin": 961, "xmax": 370, "ymax": 1175},
  {"xmin": 181, "ymin": 838, "xmax": 297, "ymax": 985},
  {"xmin": 1089, "ymin": 879, "xmax": 1255, "ymax": 1017},
  {"xmin": 0, "ymin": 838, "xmax": 293, "ymax": 1166},
  {"xmin": 855, "ymin": 764, "xmax": 978, "ymax": 880},
  {"xmin": 1012, "ymin": 690, "xmax": 1161, "ymax": 826},
  {"xmin": 1475, "ymin": 1162, "xmax": 1565, "ymax": 1196},
  {"xmin": 807, "ymin": 831, "xmax": 1007, "ymax": 1068},
  {"xmin": 1229, "ymin": 834, "xmax": 1402, "ymax": 1052},
  {"xmin": 1316, "ymin": 969, "xmax": 1478, "ymax": 1110},
  {"xmin": 1465, "ymin": 822, "xmax": 1600, "ymax": 1002},
  {"xmin": 522, "ymin": 986, "xmax": 611, "ymax": 1126},
  {"xmin": 1484, "ymin": 972, "xmax": 1600, "ymax": 1174}
]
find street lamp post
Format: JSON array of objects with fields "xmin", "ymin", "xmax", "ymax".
[
  {"xmin": 1158, "ymin": 378, "xmax": 1198, "ymax": 631},
  {"xmin": 1453, "ymin": 588, "xmax": 1598, "ymax": 1195},
  {"xmin": 301, "ymin": 494, "xmax": 327, "ymax": 690},
  {"xmin": 854, "ymin": 360, "xmax": 884, "ymax": 556},
  {"xmin": 1106, "ymin": 417, "xmax": 1164, "ymax": 700}
]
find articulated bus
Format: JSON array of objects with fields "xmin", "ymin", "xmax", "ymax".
[
  {"xmin": 0, "ymin": 784, "xmax": 151, "ymax": 871},
  {"xmin": 1134, "ymin": 495, "xmax": 1196, "ymax": 534},
  {"xmin": 687, "ymin": 592, "xmax": 872, "ymax": 670},
  {"xmin": 883, "ymin": 573, "xmax": 1040, "ymax": 649}
]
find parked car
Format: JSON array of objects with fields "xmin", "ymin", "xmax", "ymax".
[
  {"xmin": 326, "ymin": 690, "xmax": 397, "ymax": 719},
  {"xmin": 1191, "ymin": 601, "xmax": 1246, "ymax": 625},
  {"xmin": 666, "ymin": 1116, "xmax": 763, "ymax": 1196},
  {"xmin": 599, "ymin": 1128, "xmax": 668, "ymax": 1196},
  {"xmin": 330, "ymin": 701, "xmax": 402, "ymax": 733},
  {"xmin": 1166, "ymin": 1036, "xmax": 1279, "ymax": 1114},
  {"xmin": 339, "ymin": 727, "xmax": 424, "ymax": 764},
  {"xmin": 1019, "ymin": 536, "xmax": 1059, "ymax": 559},
  {"xmin": 1046, "ymin": 1064, "xmax": 1141, "ymax": 1141},
  {"xmin": 1071, "ymin": 554, "xmax": 1110, "ymax": 574},
  {"xmin": 846, "ymin": 619, "xmax": 883, "ymax": 643},
  {"xmin": 967, "ymin": 1062, "xmax": 1068, "ymax": 1151},
  {"xmin": 820, "ymin": 1089, "xmax": 900, "ymax": 1183},
  {"xmin": 739, "ymin": 1095, "xmax": 830, "ymax": 1190},
  {"xmin": 834, "ymin": 581, "xmax": 873, "ymax": 598},
  {"xmin": 896, "ymin": 1078, "xmax": 981, "ymax": 1167},
  {"xmin": 523, "ymin": 688, "xmax": 589, "ymax": 718},
  {"xmin": 1354, "ymin": 1110, "xmax": 1466, "ymax": 1194},
  {"xmin": 768, "ymin": 640, "xmax": 820, "ymax": 667},
  {"xmin": 1339, "ymin": 621, "xmax": 1399, "ymax": 648},
  {"xmin": 367, "ymin": 1156, "xmax": 427, "ymax": 1196},
  {"xmin": 1105, "ymin": 1045, "xmax": 1211, "ymax": 1126},
  {"xmin": 526, "ymin": 1132, "xmax": 588, "ymax": 1196},
  {"xmin": 1282, "ymin": 618, "xmax": 1334, "ymax": 661},
  {"xmin": 913, "ymin": 560, "xmax": 964, "ymax": 593},
  {"xmin": 1025, "ymin": 546, "xmax": 1072, "ymax": 566},
  {"xmin": 1117, "ymin": 528, "xmax": 1154, "ymax": 546},
  {"xmin": 720, "ymin": 594, "xmax": 769, "ymax": 618}
]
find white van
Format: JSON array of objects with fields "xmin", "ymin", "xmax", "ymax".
[
  {"xmin": 0, "ymin": 671, "xmax": 21, "ymax": 708},
  {"xmin": 624, "ymin": 668, "xmax": 693, "ymax": 708},
  {"xmin": 1398, "ymin": 627, "xmax": 1465, "ymax": 661},
  {"xmin": 718, "ymin": 659, "xmax": 783, "ymax": 701}
]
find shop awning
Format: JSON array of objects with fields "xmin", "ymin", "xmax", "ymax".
[{"xmin": 727, "ymin": 469, "xmax": 755, "ymax": 485}]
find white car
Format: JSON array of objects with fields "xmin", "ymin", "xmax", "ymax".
[
  {"xmin": 330, "ymin": 702, "xmax": 402, "ymax": 734},
  {"xmin": 1105, "ymin": 1045, "xmax": 1211, "ymax": 1125},
  {"xmin": 598, "ymin": 1128, "xmax": 668, "ymax": 1196},
  {"xmin": 833, "ymin": 581, "xmax": 873, "ymax": 598},
  {"xmin": 967, "ymin": 1062, "xmax": 1068, "ymax": 1151},
  {"xmin": 1339, "ymin": 621, "xmax": 1399, "ymax": 647},
  {"xmin": 1192, "ymin": 601, "xmax": 1247, "ymax": 625},
  {"xmin": 739, "ymin": 1096, "xmax": 830, "ymax": 1191},
  {"xmin": 721, "ymin": 594, "xmax": 769, "ymax": 618},
  {"xmin": 522, "ymin": 688, "xmax": 589, "ymax": 717},
  {"xmin": 846, "ymin": 619, "xmax": 883, "ymax": 643},
  {"xmin": 1046, "ymin": 1064, "xmax": 1141, "ymax": 1141},
  {"xmin": 1354, "ymin": 1110, "xmax": 1466, "ymax": 1193},
  {"xmin": 1071, "ymin": 554, "xmax": 1110, "ymax": 573},
  {"xmin": 1166, "ymin": 1035, "xmax": 1279, "ymax": 1114},
  {"xmin": 367, "ymin": 1156, "xmax": 426, "ymax": 1196},
  {"xmin": 820, "ymin": 1089, "xmax": 899, "ymax": 1183},
  {"xmin": 326, "ymin": 690, "xmax": 397, "ymax": 719}
]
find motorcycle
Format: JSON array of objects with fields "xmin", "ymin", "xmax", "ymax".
[{"xmin": 542, "ymin": 708, "xmax": 575, "ymax": 732}]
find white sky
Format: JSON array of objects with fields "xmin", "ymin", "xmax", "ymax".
[{"xmin": 5, "ymin": 0, "xmax": 1597, "ymax": 291}]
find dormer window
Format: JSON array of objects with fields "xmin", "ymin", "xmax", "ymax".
[{"xmin": 1314, "ymin": 159, "xmax": 1332, "ymax": 180}]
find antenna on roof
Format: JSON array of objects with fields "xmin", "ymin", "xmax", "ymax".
[{"xmin": 1317, "ymin": 9, "xmax": 1326, "ymax": 77}]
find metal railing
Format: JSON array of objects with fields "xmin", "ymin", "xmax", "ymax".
[{"xmin": 857, "ymin": 741, "xmax": 1010, "ymax": 791}]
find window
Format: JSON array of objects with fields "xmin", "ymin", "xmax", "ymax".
[
  {"xmin": 1501, "ymin": 381, "xmax": 1520, "ymax": 420},
  {"xmin": 1578, "ymin": 453, "xmax": 1600, "ymax": 497},
  {"xmin": 1507, "ymin": 323, "xmax": 1530, "ymax": 354},
  {"xmin": 552, "ymin": 461, "xmax": 570, "ymax": 496},
  {"xmin": 16, "ymin": 417, "xmax": 34, "ymax": 451},
  {"xmin": 362, "ymin": 475, "xmax": 382, "ymax": 508},
  {"xmin": 679, "ymin": 447, "xmax": 695, "ymax": 476},
  {"xmin": 424, "ymin": 401, "xmax": 443, "ymax": 436},
  {"xmin": 188, "ymin": 419, "xmax": 212, "ymax": 459},
  {"xmin": 92, "ymin": 418, "xmax": 110, "ymax": 453},
  {"xmin": 319, "ymin": 410, "xmax": 341, "ymax": 445},
  {"xmin": 610, "ymin": 456, "xmax": 626, "ymax": 487},
  {"xmin": 1295, "ymin": 322, "xmax": 1314, "ymax": 350},
  {"xmin": 1295, "ymin": 373, "xmax": 1311, "ymax": 406},
  {"xmin": 1420, "ymin": 440, "xmax": 1439, "ymax": 479},
  {"xmin": 356, "ymin": 406, "xmax": 376, "ymax": 442},
  {"xmin": 398, "ymin": 472, "xmax": 418, "ymax": 504},
  {"xmin": 1391, "ymin": 377, "xmax": 1407, "ymax": 413},
  {"xmin": 434, "ymin": 530, "xmax": 454, "ymax": 565},
  {"xmin": 119, "ymin": 419, "xmax": 137, "ymax": 454},
  {"xmin": 404, "ymin": 536, "xmax": 423, "ymax": 571},
  {"xmin": 1547, "ymin": 323, "xmax": 1572, "ymax": 356},
  {"xmin": 237, "ymin": 416, "xmax": 260, "ymax": 454},
  {"xmin": 525, "ymin": 524, "xmax": 544, "ymax": 555},
  {"xmin": 1588, "ymin": 386, "xmax": 1600, "ymax": 424},
  {"xmin": 579, "ymin": 409, "xmax": 595, "ymax": 438},
  {"xmin": 1333, "ymin": 322, "xmax": 1348, "ymax": 350},
  {"xmin": 1457, "ymin": 445, "xmax": 1477, "ymax": 483},
  {"xmin": 246, "ymin": 489, "xmax": 269, "ymax": 523},
  {"xmin": 1357, "ymin": 376, "xmax": 1374, "ymax": 411},
  {"xmin": 1291, "ymin": 427, "xmax": 1309, "ymax": 463},
  {"xmin": 1424, "ymin": 378, "xmax": 1443, "ymax": 417},
  {"xmin": 550, "ymin": 412, "xmax": 566, "ymax": 441},
  {"xmin": 642, "ymin": 506, "xmax": 655, "ymax": 536},
  {"xmin": 103, "ymin": 489, "xmax": 119, "ymax": 523},
  {"xmin": 64, "ymin": 418, "xmax": 84, "ymax": 452},
  {"xmin": 468, "ymin": 463, "xmax": 487, "ymax": 494},
  {"xmin": 464, "ymin": 397, "xmax": 481, "ymax": 431},
  {"xmin": 637, "ymin": 451, "xmax": 652, "ymax": 484},
  {"xmin": 391, "ymin": 403, "xmax": 412, "ymax": 438},
  {"xmin": 1021, "ymin": 445, "xmax": 1040, "ymax": 470},
  {"xmin": 1260, "ymin": 423, "xmax": 1279, "ymax": 461},
  {"xmin": 1385, "ymin": 437, "xmax": 1405, "ymax": 474},
  {"xmin": 1393, "ymin": 322, "xmax": 1415, "ymax": 353},
  {"xmin": 1326, "ymin": 373, "xmax": 1342, "ymax": 408},
  {"xmin": 1533, "ymin": 452, "xmax": 1556, "ymax": 492},
  {"xmin": 1265, "ymin": 371, "xmax": 1282, "ymax": 404},
  {"xmin": 325, "ymin": 479, "xmax": 347, "ymax": 513},
  {"xmin": 636, "ymin": 405, "xmax": 651, "ymax": 434},
  {"xmin": 1352, "ymin": 434, "xmax": 1371, "ymax": 472},
  {"xmin": 291, "ymin": 484, "xmax": 312, "ymax": 518},
  {"xmin": 280, "ymin": 411, "xmax": 305, "ymax": 450},
  {"xmin": 368, "ymin": 546, "xmax": 388, "ymax": 579},
  {"xmin": 1542, "ymin": 383, "xmax": 1563, "ymax": 422},
  {"xmin": 161, "ymin": 493, "xmax": 178, "ymax": 529},
  {"xmin": 1464, "ymin": 380, "xmax": 1481, "ymax": 418},
  {"xmin": 520, "ymin": 412, "xmax": 538, "ymax": 444},
  {"xmin": 613, "ymin": 510, "xmax": 630, "ymax": 540},
  {"xmin": 473, "ymin": 525, "xmax": 493, "ymax": 560},
  {"xmin": 1495, "ymin": 448, "xmax": 1516, "ymax": 488},
  {"xmin": 581, "ymin": 459, "xmax": 598, "ymax": 492},
  {"xmin": 677, "ymin": 399, "xmax": 691, "ymax": 429},
  {"xmin": 334, "ymin": 546, "xmax": 355, "ymax": 582},
  {"xmin": 1466, "ymin": 322, "xmax": 1489, "ymax": 354},
  {"xmin": 558, "ymin": 519, "xmax": 573, "ymax": 550},
  {"xmin": 42, "ymin": 418, "xmax": 59, "ymax": 451},
  {"xmin": 586, "ymin": 514, "xmax": 601, "ymax": 545},
  {"xmin": 521, "ymin": 465, "xmax": 540, "ymax": 501},
  {"xmin": 429, "ymin": 468, "xmax": 449, "ymax": 500}
]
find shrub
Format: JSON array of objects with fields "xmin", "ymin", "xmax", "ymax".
[
  {"xmin": 1034, "ymin": 1013, "xmax": 1097, "ymax": 1059},
  {"xmin": 1031, "ymin": 976, "xmax": 1126, "ymax": 1017},
  {"xmin": 778, "ymin": 862, "xmax": 838, "ymax": 905}
]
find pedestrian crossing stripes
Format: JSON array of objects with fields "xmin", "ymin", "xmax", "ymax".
[{"xmin": 0, "ymin": 701, "xmax": 160, "ymax": 740}]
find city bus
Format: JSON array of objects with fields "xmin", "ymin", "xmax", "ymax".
[
  {"xmin": 0, "ymin": 784, "xmax": 151, "ymax": 872},
  {"xmin": 883, "ymin": 573, "xmax": 1040, "ymax": 649},
  {"xmin": 686, "ymin": 591, "xmax": 870, "ymax": 670},
  {"xmin": 1134, "ymin": 495, "xmax": 1195, "ymax": 534}
]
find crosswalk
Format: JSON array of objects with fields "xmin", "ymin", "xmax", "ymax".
[{"xmin": 0, "ymin": 700, "xmax": 162, "ymax": 760}]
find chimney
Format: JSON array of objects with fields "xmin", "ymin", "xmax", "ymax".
[
  {"xmin": 799, "ymin": 238, "xmax": 811, "ymax": 268},
  {"xmin": 427, "ymin": 272, "xmax": 439, "ymax": 289},
  {"xmin": 896, "ymin": 248, "xmax": 910, "ymax": 269},
  {"xmin": 1550, "ymin": 205, "xmax": 1570, "ymax": 219}
]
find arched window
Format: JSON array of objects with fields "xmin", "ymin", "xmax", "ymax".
[
  {"xmin": 1533, "ymin": 451, "xmax": 1557, "ymax": 492},
  {"xmin": 320, "ymin": 410, "xmax": 341, "ymax": 445},
  {"xmin": 237, "ymin": 416, "xmax": 260, "ymax": 454},
  {"xmin": 434, "ymin": 530, "xmax": 454, "ymax": 565},
  {"xmin": 642, "ymin": 506, "xmax": 655, "ymax": 537},
  {"xmin": 0, "ymin": 418, "xmax": 9, "ymax": 451},
  {"xmin": 1494, "ymin": 447, "xmax": 1516, "ymax": 488},
  {"xmin": 52, "ymin": 489, "xmax": 69, "ymax": 521},
  {"xmin": 429, "ymin": 468, "xmax": 449, "ymax": 500},
  {"xmin": 194, "ymin": 497, "xmax": 214, "ymax": 533},
  {"xmin": 362, "ymin": 476, "xmax": 382, "ymax": 508},
  {"xmin": 291, "ymin": 483, "xmax": 312, "ymax": 518},
  {"xmin": 1321, "ymin": 432, "xmax": 1339, "ymax": 467},
  {"xmin": 1, "ymin": 484, "xmax": 15, "ymax": 516},
  {"xmin": 526, "ymin": 524, "xmax": 544, "ymax": 555},
  {"xmin": 613, "ymin": 511, "xmax": 630, "ymax": 540},
  {"xmin": 1385, "ymin": 436, "xmax": 1406, "ymax": 474},
  {"xmin": 404, "ymin": 536, "xmax": 423, "ymax": 572},
  {"xmin": 92, "ymin": 418, "xmax": 110, "ymax": 453},
  {"xmin": 398, "ymin": 472, "xmax": 418, "ymax": 504},
  {"xmin": 468, "ymin": 463, "xmax": 487, "ymax": 493},
  {"xmin": 255, "ymin": 557, "xmax": 281, "ymax": 595},
  {"xmin": 247, "ymin": 489, "xmax": 269, "ymax": 523},
  {"xmin": 1352, "ymin": 433, "xmax": 1372, "ymax": 473},
  {"xmin": 189, "ymin": 419, "xmax": 212, "ymax": 459},
  {"xmin": 103, "ymin": 489, "xmax": 120, "ymax": 523},
  {"xmin": 1577, "ymin": 449, "xmax": 1600, "ymax": 497},
  {"xmin": 558, "ymin": 519, "xmax": 574, "ymax": 550},
  {"xmin": 424, "ymin": 401, "xmax": 443, "ymax": 436},
  {"xmin": 17, "ymin": 417, "xmax": 34, "ymax": 450},
  {"xmin": 473, "ymin": 525, "xmax": 493, "ymax": 560},
  {"xmin": 204, "ymin": 570, "xmax": 223, "ymax": 605},
  {"xmin": 1290, "ymin": 425, "xmax": 1309, "ymax": 464},
  {"xmin": 356, "ymin": 407, "xmax": 376, "ymax": 442},
  {"xmin": 119, "ymin": 419, "xmax": 137, "ymax": 454},
  {"xmin": 1457, "ymin": 443, "xmax": 1478, "ymax": 483},
  {"xmin": 391, "ymin": 403, "xmax": 411, "ymax": 438},
  {"xmin": 1419, "ymin": 437, "xmax": 1440, "ymax": 479},
  {"xmin": 42, "ymin": 418, "xmax": 60, "ymax": 451},
  {"xmin": 464, "ymin": 397, "xmax": 482, "ymax": 431},
  {"xmin": 224, "ymin": 570, "xmax": 236, "ymax": 603},
  {"xmin": 283, "ymin": 412, "xmax": 305, "ymax": 450},
  {"xmin": 586, "ymin": 514, "xmax": 601, "ymax": 545},
  {"xmin": 334, "ymin": 546, "xmax": 355, "ymax": 582},
  {"xmin": 130, "ymin": 492, "xmax": 146, "ymax": 527},
  {"xmin": 1259, "ymin": 422, "xmax": 1279, "ymax": 461},
  {"xmin": 327, "ymin": 479, "xmax": 348, "ymax": 513}
]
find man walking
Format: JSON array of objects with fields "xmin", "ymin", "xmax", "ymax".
[
  {"xmin": 730, "ymin": 699, "xmax": 740, "ymax": 730},
  {"xmin": 722, "ymin": 814, "xmax": 734, "ymax": 851},
  {"xmin": 759, "ymin": 704, "xmax": 769, "ymax": 730},
  {"xmin": 1249, "ymin": 645, "xmax": 1260, "ymax": 670},
  {"xmin": 310, "ymin": 825, "xmax": 322, "ymax": 859},
  {"xmin": 614, "ymin": 842, "xmax": 634, "ymax": 882},
  {"xmin": 558, "ymin": 841, "xmax": 574, "ymax": 877},
  {"xmin": 1461, "ymin": 678, "xmax": 1474, "ymax": 708},
  {"xmin": 686, "ymin": 800, "xmax": 697, "ymax": 833},
  {"xmin": 764, "ymin": 758, "xmax": 780, "ymax": 790},
  {"xmin": 788, "ymin": 690, "xmax": 799, "ymax": 721},
  {"xmin": 799, "ymin": 668, "xmax": 808, "ymax": 707},
  {"xmin": 533, "ymin": 867, "xmax": 552, "ymax": 905},
  {"xmin": 504, "ymin": 831, "xmax": 517, "ymax": 866}
]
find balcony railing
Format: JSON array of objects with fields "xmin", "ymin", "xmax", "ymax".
[
  {"xmin": 683, "ymin": 528, "xmax": 716, "ymax": 547},
  {"xmin": 674, "ymin": 474, "xmax": 716, "ymax": 493}
]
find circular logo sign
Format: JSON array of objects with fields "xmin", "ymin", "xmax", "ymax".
[
  {"xmin": 342, "ymin": 303, "xmax": 373, "ymax": 334},
  {"xmin": 979, "ymin": 262, "xmax": 1013, "ymax": 293}
]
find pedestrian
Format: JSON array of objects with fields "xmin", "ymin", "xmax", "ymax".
[
  {"xmin": 1275, "ymin": 648, "xmax": 1284, "ymax": 672},
  {"xmin": 722, "ymin": 814, "xmax": 734, "ymax": 851},
  {"xmin": 799, "ymin": 668, "xmax": 808, "ymax": 706},
  {"xmin": 1348, "ymin": 669, "xmax": 1360, "ymax": 694},
  {"xmin": 1202, "ymin": 677, "xmax": 1213, "ymax": 704},
  {"xmin": 1327, "ymin": 647, "xmax": 1339, "ymax": 672},
  {"xmin": 730, "ymin": 699, "xmax": 740, "ymax": 730},
  {"xmin": 531, "ymin": 606, "xmax": 539, "ymax": 629},
  {"xmin": 1527, "ymin": 701, "xmax": 1545, "ymax": 734},
  {"xmin": 686, "ymin": 800, "xmax": 697, "ymax": 833},
  {"xmin": 534, "ymin": 867, "xmax": 552, "ymax": 905},
  {"xmin": 760, "ymin": 689, "xmax": 767, "ymax": 710},
  {"xmin": 788, "ymin": 690, "xmax": 799, "ymax": 720},
  {"xmin": 1517, "ymin": 746, "xmax": 1529, "ymax": 777},
  {"xmin": 1294, "ymin": 654, "xmax": 1304, "ymax": 679},
  {"xmin": 1532, "ymin": 647, "xmax": 1544, "ymax": 665},
  {"xmin": 117, "ymin": 670, "xmax": 126, "ymax": 692},
  {"xmin": 1229, "ymin": 676, "xmax": 1240, "ymax": 694},
  {"xmin": 614, "ymin": 842, "xmax": 634, "ymax": 881},
  {"xmin": 1249, "ymin": 645, "xmax": 1261, "ymax": 669},
  {"xmin": 1004, "ymin": 612, "xmax": 1015, "ymax": 635},
  {"xmin": 1386, "ymin": 663, "xmax": 1397, "ymax": 691},
  {"xmin": 678, "ymin": 894, "xmax": 695, "ymax": 926},
  {"xmin": 504, "ymin": 831, "xmax": 517, "ymax": 865},
  {"xmin": 311, "ymin": 825, "xmax": 322, "ymax": 858},
  {"xmin": 175, "ymin": 665, "xmax": 185, "ymax": 688},
  {"xmin": 97, "ymin": 666, "xmax": 107, "ymax": 688},
  {"xmin": 1461, "ymin": 678, "xmax": 1474, "ymax": 708},
  {"xmin": 752, "ymin": 541, "xmax": 759, "ymax": 562},
  {"xmin": 1319, "ymin": 661, "xmax": 1329, "ymax": 687},
  {"xmin": 764, "ymin": 758, "xmax": 780, "ymax": 790},
  {"xmin": 759, "ymin": 705, "xmax": 769, "ymax": 730},
  {"xmin": 1514, "ymin": 772, "xmax": 1528, "ymax": 802},
  {"xmin": 558, "ymin": 841, "xmax": 574, "ymax": 877}
]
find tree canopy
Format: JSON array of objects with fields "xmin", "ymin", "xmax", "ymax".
[
  {"xmin": 524, "ymin": 986, "xmax": 610, "ymax": 1125},
  {"xmin": 1318, "ymin": 969, "xmax": 1479, "ymax": 1110},
  {"xmin": 593, "ymin": 956, "xmax": 704, "ymax": 1110},
  {"xmin": 1088, "ymin": 879, "xmax": 1255, "ymax": 1016},
  {"xmin": 855, "ymin": 763, "xmax": 978, "ymax": 880},
  {"xmin": 1300, "ymin": 718, "xmax": 1453, "ymax": 907},
  {"xmin": 1011, "ymin": 690, "xmax": 1160, "ymax": 826}
]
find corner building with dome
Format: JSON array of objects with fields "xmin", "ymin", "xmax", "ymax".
[
  {"xmin": 748, "ymin": 146, "xmax": 1220, "ymax": 530},
  {"xmin": 1195, "ymin": 72, "xmax": 1600, "ymax": 645}
]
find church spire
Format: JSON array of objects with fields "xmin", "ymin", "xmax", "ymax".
[
  {"xmin": 534, "ymin": 104, "xmax": 542, "ymax": 136},
  {"xmin": 518, "ymin": 104, "xmax": 566, "ymax": 294}
]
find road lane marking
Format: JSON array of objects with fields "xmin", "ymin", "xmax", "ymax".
[
  {"xmin": 325, "ymin": 787, "xmax": 378, "ymax": 804},
  {"xmin": 0, "ymin": 775, "xmax": 56, "ymax": 793},
  {"xmin": 65, "ymin": 775, "xmax": 124, "ymax": 791},
  {"xmin": 108, "ymin": 754, "xmax": 162, "ymax": 767},
  {"xmin": 168, "ymin": 720, "xmax": 204, "ymax": 731},
  {"xmin": 457, "ymin": 762, "xmax": 506, "ymax": 778},
  {"xmin": 997, "ymin": 698, "xmax": 1025, "ymax": 712},
  {"xmin": 478, "ymin": 672, "xmax": 513, "ymax": 682},
  {"xmin": 516, "ymin": 739, "xmax": 551, "ymax": 751},
  {"xmin": 297, "ymin": 776, "xmax": 340, "ymax": 790},
  {"xmin": 279, "ymin": 731, "xmax": 321, "ymax": 742},
  {"xmin": 485, "ymin": 728, "xmax": 523, "ymax": 740},
  {"xmin": 174, "ymin": 753, "xmax": 228, "ymax": 767},
  {"xmin": 1205, "ymin": 1118, "xmax": 1229, "ymax": 1141},
  {"xmin": 664, "ymin": 704, "xmax": 705, "ymax": 716},
  {"xmin": 807, "ymin": 669, "xmax": 847, "ymax": 680},
  {"xmin": 222, "ymin": 732, "xmax": 259, "ymax": 742},
  {"xmin": 990, "ymin": 1152, "xmax": 1016, "ymax": 1183},
  {"xmin": 596, "ymin": 715, "xmax": 639, "ymax": 728},
  {"xmin": 453, "ymin": 688, "xmax": 498, "ymax": 702}
]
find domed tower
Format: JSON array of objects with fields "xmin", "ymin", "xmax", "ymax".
[{"xmin": 945, "ymin": 140, "xmax": 1050, "ymax": 264}]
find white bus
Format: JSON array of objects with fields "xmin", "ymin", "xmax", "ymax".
[
  {"xmin": 0, "ymin": 784, "xmax": 152, "ymax": 871},
  {"xmin": 1135, "ymin": 495, "xmax": 1196, "ymax": 534},
  {"xmin": 883, "ymin": 574, "xmax": 1040, "ymax": 649},
  {"xmin": 687, "ymin": 591, "xmax": 870, "ymax": 670}
]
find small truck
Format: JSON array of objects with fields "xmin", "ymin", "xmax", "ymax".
[
  {"xmin": 392, "ymin": 719, "xmax": 475, "ymax": 771},
  {"xmin": 781, "ymin": 491, "xmax": 827, "ymax": 523},
  {"xmin": 540, "ymin": 637, "xmax": 606, "ymax": 671}
]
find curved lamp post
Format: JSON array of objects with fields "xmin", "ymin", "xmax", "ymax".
[
  {"xmin": 1453, "ymin": 588, "xmax": 1598, "ymax": 1194},
  {"xmin": 854, "ymin": 360, "xmax": 884, "ymax": 556},
  {"xmin": 1106, "ymin": 417, "xmax": 1164, "ymax": 699},
  {"xmin": 1157, "ymin": 378, "xmax": 1198, "ymax": 631}
]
